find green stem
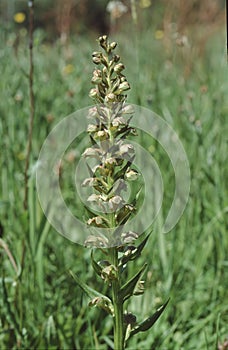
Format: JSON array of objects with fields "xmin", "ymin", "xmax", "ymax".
[{"xmin": 110, "ymin": 247, "xmax": 124, "ymax": 350}]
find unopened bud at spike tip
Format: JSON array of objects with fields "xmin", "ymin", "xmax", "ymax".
[{"xmin": 110, "ymin": 42, "xmax": 117, "ymax": 50}]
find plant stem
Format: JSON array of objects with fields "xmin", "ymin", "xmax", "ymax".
[
  {"xmin": 24, "ymin": 0, "xmax": 35, "ymax": 209},
  {"xmin": 110, "ymin": 247, "xmax": 124, "ymax": 350}
]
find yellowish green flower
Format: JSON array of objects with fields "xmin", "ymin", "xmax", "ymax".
[
  {"xmin": 62, "ymin": 64, "xmax": 74, "ymax": 75},
  {"xmin": 155, "ymin": 30, "xmax": 164, "ymax": 40},
  {"xmin": 14, "ymin": 12, "xmax": 26, "ymax": 24},
  {"xmin": 139, "ymin": 0, "xmax": 151, "ymax": 8}
]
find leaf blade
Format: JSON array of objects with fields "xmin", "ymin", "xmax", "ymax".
[
  {"xmin": 69, "ymin": 270, "xmax": 110, "ymax": 303},
  {"xmin": 130, "ymin": 298, "xmax": 170, "ymax": 337},
  {"xmin": 119, "ymin": 263, "xmax": 147, "ymax": 302}
]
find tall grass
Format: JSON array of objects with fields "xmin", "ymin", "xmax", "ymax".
[{"xmin": 0, "ymin": 22, "xmax": 227, "ymax": 349}]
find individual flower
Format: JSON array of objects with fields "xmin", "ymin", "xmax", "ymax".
[
  {"xmin": 84, "ymin": 235, "xmax": 109, "ymax": 247},
  {"xmin": 87, "ymin": 124, "xmax": 98, "ymax": 133},
  {"xmin": 155, "ymin": 30, "xmax": 164, "ymax": 40},
  {"xmin": 87, "ymin": 216, "xmax": 106, "ymax": 227},
  {"xmin": 109, "ymin": 195, "xmax": 124, "ymax": 211},
  {"xmin": 82, "ymin": 178, "xmax": 97, "ymax": 187},
  {"xmin": 82, "ymin": 147, "xmax": 101, "ymax": 159},
  {"xmin": 125, "ymin": 169, "xmax": 139, "ymax": 181},
  {"xmin": 14, "ymin": 12, "xmax": 26, "ymax": 24},
  {"xmin": 91, "ymin": 69, "xmax": 102, "ymax": 84},
  {"xmin": 121, "ymin": 231, "xmax": 139, "ymax": 244},
  {"xmin": 89, "ymin": 88, "xmax": 99, "ymax": 99},
  {"xmin": 101, "ymin": 264, "xmax": 118, "ymax": 282}
]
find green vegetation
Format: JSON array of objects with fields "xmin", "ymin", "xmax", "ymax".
[{"xmin": 0, "ymin": 19, "xmax": 227, "ymax": 350}]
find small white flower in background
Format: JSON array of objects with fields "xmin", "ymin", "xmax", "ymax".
[
  {"xmin": 176, "ymin": 35, "xmax": 189, "ymax": 47},
  {"xmin": 106, "ymin": 1, "xmax": 128, "ymax": 19}
]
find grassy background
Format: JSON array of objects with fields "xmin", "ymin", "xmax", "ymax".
[{"xmin": 0, "ymin": 9, "xmax": 228, "ymax": 350}]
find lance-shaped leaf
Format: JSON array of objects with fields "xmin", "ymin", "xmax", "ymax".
[
  {"xmin": 119, "ymin": 263, "xmax": 147, "ymax": 302},
  {"xmin": 86, "ymin": 162, "xmax": 94, "ymax": 177},
  {"xmin": 89, "ymin": 134, "xmax": 98, "ymax": 146},
  {"xmin": 129, "ymin": 299, "xmax": 170, "ymax": 337},
  {"xmin": 91, "ymin": 249, "xmax": 102, "ymax": 277},
  {"xmin": 116, "ymin": 204, "xmax": 135, "ymax": 226},
  {"xmin": 120, "ymin": 232, "xmax": 151, "ymax": 266},
  {"xmin": 113, "ymin": 157, "xmax": 134, "ymax": 182},
  {"xmin": 69, "ymin": 270, "xmax": 113, "ymax": 314}
]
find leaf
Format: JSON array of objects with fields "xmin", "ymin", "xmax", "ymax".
[
  {"xmin": 120, "ymin": 232, "xmax": 151, "ymax": 266},
  {"xmin": 86, "ymin": 162, "xmax": 94, "ymax": 177},
  {"xmin": 69, "ymin": 270, "xmax": 111, "ymax": 302},
  {"xmin": 91, "ymin": 250, "xmax": 102, "ymax": 276},
  {"xmin": 89, "ymin": 134, "xmax": 98, "ymax": 146},
  {"xmin": 69, "ymin": 270, "xmax": 114, "ymax": 315},
  {"xmin": 119, "ymin": 263, "xmax": 147, "ymax": 302},
  {"xmin": 69, "ymin": 270, "xmax": 107, "ymax": 301},
  {"xmin": 130, "ymin": 299, "xmax": 170, "ymax": 337},
  {"xmin": 84, "ymin": 206, "xmax": 110, "ymax": 227},
  {"xmin": 113, "ymin": 157, "xmax": 134, "ymax": 181},
  {"xmin": 45, "ymin": 315, "xmax": 56, "ymax": 345},
  {"xmin": 116, "ymin": 203, "xmax": 136, "ymax": 226}
]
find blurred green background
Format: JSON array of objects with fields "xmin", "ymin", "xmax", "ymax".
[{"xmin": 0, "ymin": 1, "xmax": 227, "ymax": 349}]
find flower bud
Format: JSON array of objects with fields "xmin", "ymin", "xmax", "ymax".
[
  {"xmin": 101, "ymin": 265, "xmax": 117, "ymax": 282},
  {"xmin": 92, "ymin": 51, "xmax": 102, "ymax": 57},
  {"xmin": 89, "ymin": 88, "xmax": 98, "ymax": 98},
  {"xmin": 124, "ymin": 312, "xmax": 137, "ymax": 325},
  {"xmin": 88, "ymin": 106, "xmax": 98, "ymax": 118},
  {"xmin": 92, "ymin": 56, "xmax": 101, "ymax": 64},
  {"xmin": 95, "ymin": 130, "xmax": 109, "ymax": 141},
  {"xmin": 118, "ymin": 81, "xmax": 130, "ymax": 91},
  {"xmin": 121, "ymin": 231, "xmax": 139, "ymax": 244},
  {"xmin": 87, "ymin": 124, "xmax": 97, "ymax": 133},
  {"xmin": 99, "ymin": 35, "xmax": 108, "ymax": 49},
  {"xmin": 125, "ymin": 169, "xmax": 139, "ymax": 181},
  {"xmin": 92, "ymin": 69, "xmax": 102, "ymax": 79},
  {"xmin": 82, "ymin": 147, "xmax": 101, "ymax": 159},
  {"xmin": 114, "ymin": 63, "xmax": 125, "ymax": 73},
  {"xmin": 88, "ymin": 296, "xmax": 114, "ymax": 315},
  {"xmin": 105, "ymin": 93, "xmax": 115, "ymax": 102},
  {"xmin": 82, "ymin": 178, "xmax": 97, "ymax": 187},
  {"xmin": 84, "ymin": 234, "xmax": 108, "ymax": 247},
  {"xmin": 91, "ymin": 75, "xmax": 102, "ymax": 84},
  {"xmin": 111, "ymin": 117, "xmax": 125, "ymax": 129},
  {"xmin": 113, "ymin": 54, "xmax": 120, "ymax": 63},
  {"xmin": 87, "ymin": 216, "xmax": 104, "ymax": 227},
  {"xmin": 122, "ymin": 104, "xmax": 134, "ymax": 114},
  {"xmin": 119, "ymin": 143, "xmax": 134, "ymax": 155},
  {"xmin": 105, "ymin": 157, "xmax": 117, "ymax": 167},
  {"xmin": 109, "ymin": 195, "xmax": 124, "ymax": 211},
  {"xmin": 133, "ymin": 280, "xmax": 145, "ymax": 295},
  {"xmin": 109, "ymin": 41, "xmax": 117, "ymax": 50},
  {"xmin": 120, "ymin": 76, "xmax": 127, "ymax": 82}
]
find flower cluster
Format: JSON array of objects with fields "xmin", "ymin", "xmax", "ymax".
[
  {"xmin": 72, "ymin": 37, "xmax": 169, "ymax": 349},
  {"xmin": 83, "ymin": 35, "xmax": 139, "ymax": 247}
]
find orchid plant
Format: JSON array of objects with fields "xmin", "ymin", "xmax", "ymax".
[{"xmin": 70, "ymin": 35, "xmax": 169, "ymax": 350}]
